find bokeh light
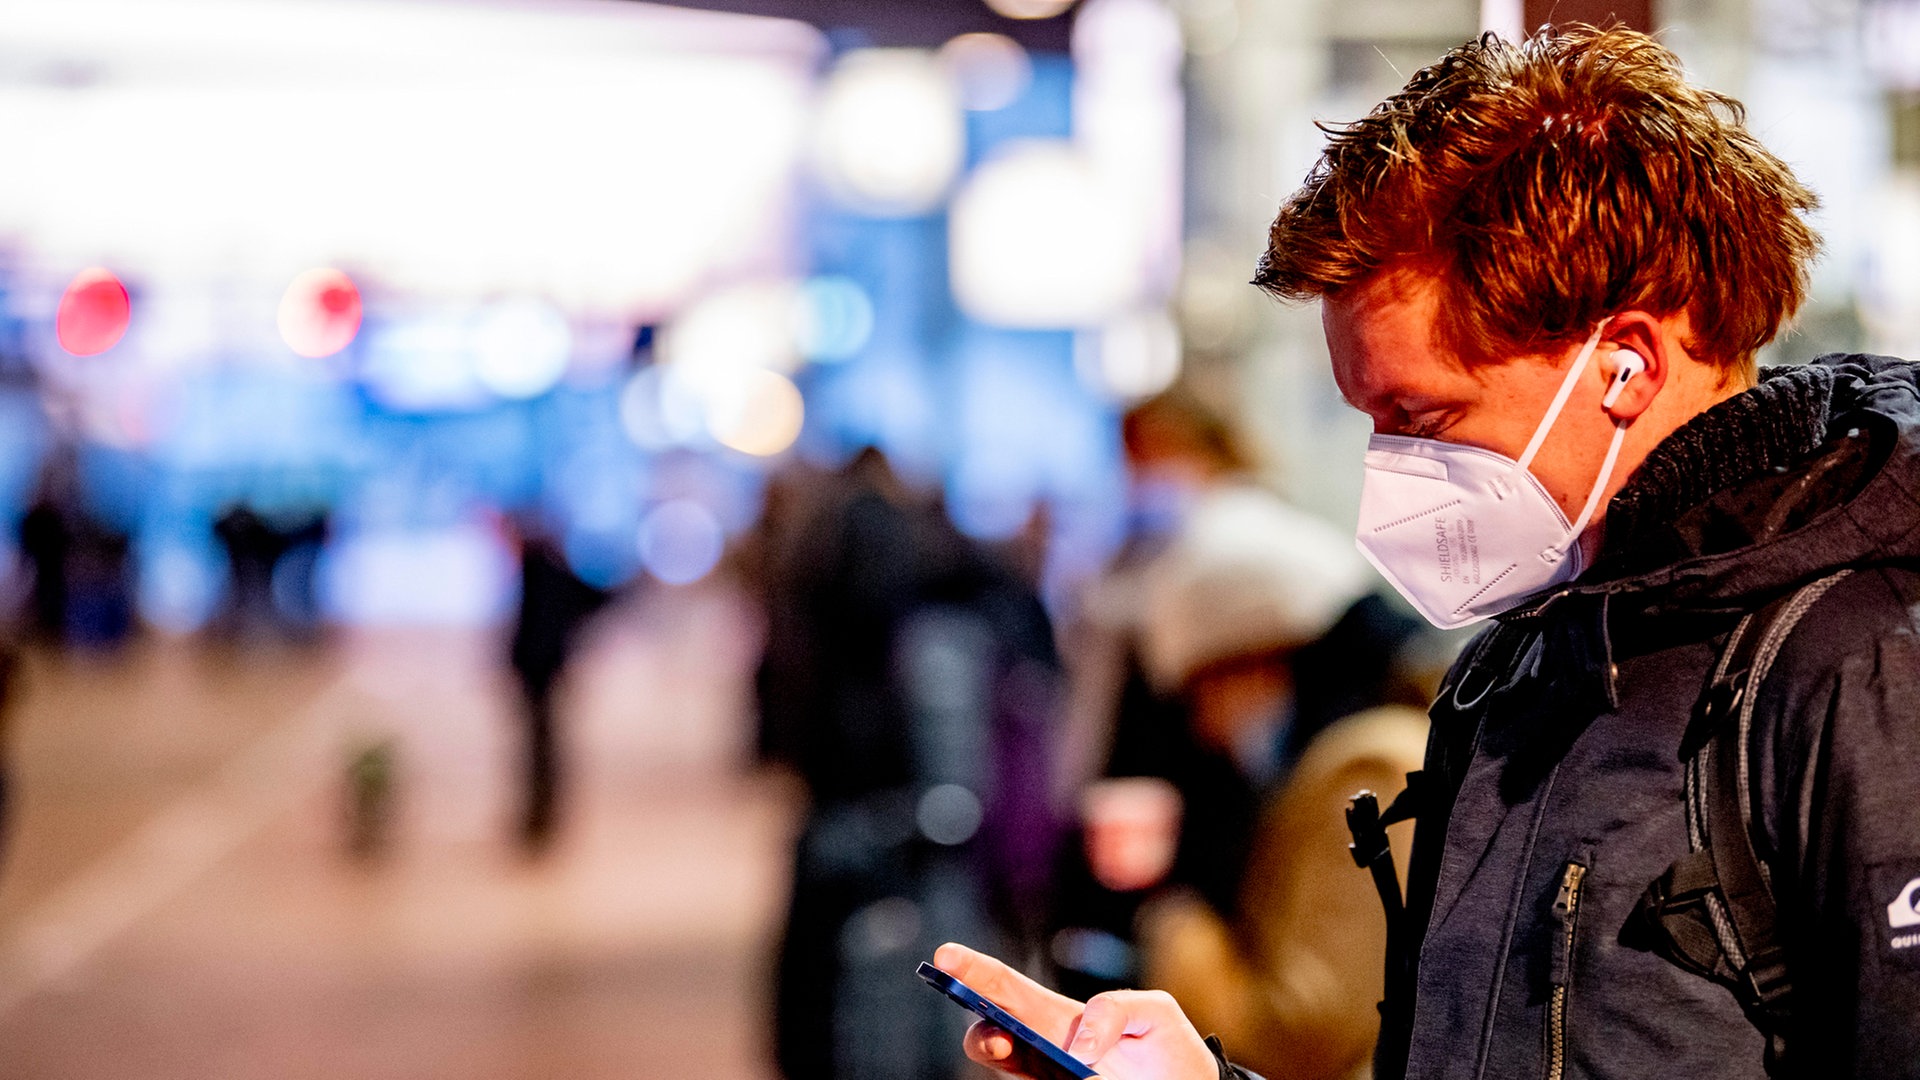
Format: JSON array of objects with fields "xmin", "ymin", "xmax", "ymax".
[
  {"xmin": 1072, "ymin": 0, "xmax": 1184, "ymax": 82},
  {"xmin": 939, "ymin": 33, "xmax": 1033, "ymax": 112},
  {"xmin": 984, "ymin": 0, "xmax": 1077, "ymax": 19},
  {"xmin": 277, "ymin": 268, "xmax": 362, "ymax": 359},
  {"xmin": 55, "ymin": 267, "xmax": 132, "ymax": 356},
  {"xmin": 705, "ymin": 368, "xmax": 805, "ymax": 458},
  {"xmin": 1076, "ymin": 309, "xmax": 1182, "ymax": 400},
  {"xmin": 660, "ymin": 282, "xmax": 802, "ymax": 379},
  {"xmin": 636, "ymin": 499, "xmax": 724, "ymax": 585},
  {"xmin": 471, "ymin": 298, "xmax": 572, "ymax": 399},
  {"xmin": 950, "ymin": 141, "xmax": 1140, "ymax": 327},
  {"xmin": 811, "ymin": 49, "xmax": 964, "ymax": 216},
  {"xmin": 795, "ymin": 275, "xmax": 875, "ymax": 362},
  {"xmin": 619, "ymin": 366, "xmax": 707, "ymax": 451}
]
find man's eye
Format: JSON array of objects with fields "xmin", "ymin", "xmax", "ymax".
[{"xmin": 1404, "ymin": 411, "xmax": 1452, "ymax": 438}]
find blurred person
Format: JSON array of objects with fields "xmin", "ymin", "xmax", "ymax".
[
  {"xmin": 936, "ymin": 25, "xmax": 1920, "ymax": 1080},
  {"xmin": 505, "ymin": 518, "xmax": 611, "ymax": 853},
  {"xmin": 0, "ymin": 638, "xmax": 16, "ymax": 862},
  {"xmin": 18, "ymin": 442, "xmax": 130, "ymax": 648},
  {"xmin": 1138, "ymin": 706, "xmax": 1425, "ymax": 1080},
  {"xmin": 1129, "ymin": 477, "xmax": 1434, "ymax": 914},
  {"xmin": 210, "ymin": 503, "xmax": 328, "ymax": 643},
  {"xmin": 1051, "ymin": 391, "xmax": 1258, "ymax": 825},
  {"xmin": 741, "ymin": 459, "xmax": 835, "ymax": 772},
  {"xmin": 1088, "ymin": 471, "xmax": 1427, "ymax": 1080},
  {"xmin": 762, "ymin": 447, "xmax": 1063, "ymax": 1080},
  {"xmin": 1047, "ymin": 393, "xmax": 1436, "ymax": 998}
]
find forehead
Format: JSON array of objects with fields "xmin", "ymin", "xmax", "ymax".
[{"xmin": 1321, "ymin": 267, "xmax": 1476, "ymax": 413}]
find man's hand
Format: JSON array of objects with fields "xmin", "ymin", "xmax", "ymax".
[{"xmin": 932, "ymin": 942, "xmax": 1218, "ymax": 1080}]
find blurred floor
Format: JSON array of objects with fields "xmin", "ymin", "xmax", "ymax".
[{"xmin": 0, "ymin": 584, "xmax": 796, "ymax": 1080}]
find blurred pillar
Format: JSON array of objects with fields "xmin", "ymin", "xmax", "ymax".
[{"xmin": 1523, "ymin": 0, "xmax": 1653, "ymax": 31}]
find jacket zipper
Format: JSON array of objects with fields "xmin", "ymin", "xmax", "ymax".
[{"xmin": 1546, "ymin": 861, "xmax": 1588, "ymax": 1080}]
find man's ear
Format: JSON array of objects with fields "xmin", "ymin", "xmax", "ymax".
[{"xmin": 1599, "ymin": 313, "xmax": 1669, "ymax": 421}]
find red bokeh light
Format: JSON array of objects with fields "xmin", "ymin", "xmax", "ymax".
[
  {"xmin": 278, "ymin": 268, "xmax": 363, "ymax": 358},
  {"xmin": 55, "ymin": 268, "xmax": 132, "ymax": 357}
]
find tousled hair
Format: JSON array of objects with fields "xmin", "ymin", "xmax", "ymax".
[{"xmin": 1254, "ymin": 25, "xmax": 1820, "ymax": 381}]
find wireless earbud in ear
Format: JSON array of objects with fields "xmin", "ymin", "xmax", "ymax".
[{"xmin": 1602, "ymin": 349, "xmax": 1646, "ymax": 409}]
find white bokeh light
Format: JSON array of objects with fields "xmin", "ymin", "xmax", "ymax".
[
  {"xmin": 471, "ymin": 298, "xmax": 572, "ymax": 399},
  {"xmin": 950, "ymin": 140, "xmax": 1142, "ymax": 328},
  {"xmin": 985, "ymin": 0, "xmax": 1077, "ymax": 19},
  {"xmin": 938, "ymin": 33, "xmax": 1033, "ymax": 112},
  {"xmin": 811, "ymin": 49, "xmax": 965, "ymax": 216},
  {"xmin": 1075, "ymin": 308, "xmax": 1182, "ymax": 401},
  {"xmin": 659, "ymin": 282, "xmax": 803, "ymax": 378}
]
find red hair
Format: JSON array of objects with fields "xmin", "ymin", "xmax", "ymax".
[{"xmin": 1254, "ymin": 25, "xmax": 1820, "ymax": 380}]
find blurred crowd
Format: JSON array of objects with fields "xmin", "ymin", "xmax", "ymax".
[
  {"xmin": 0, "ymin": 374, "xmax": 1449, "ymax": 1080},
  {"xmin": 732, "ymin": 389, "xmax": 1450, "ymax": 1080},
  {"xmin": 0, "ymin": 365, "xmax": 1449, "ymax": 1080}
]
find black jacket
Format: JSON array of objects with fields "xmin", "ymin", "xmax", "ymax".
[{"xmin": 1376, "ymin": 356, "xmax": 1920, "ymax": 1080}]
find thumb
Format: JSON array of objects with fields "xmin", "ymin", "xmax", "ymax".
[{"xmin": 1066, "ymin": 992, "xmax": 1130, "ymax": 1065}]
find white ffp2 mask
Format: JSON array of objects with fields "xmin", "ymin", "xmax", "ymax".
[{"xmin": 1354, "ymin": 322, "xmax": 1630, "ymax": 630}]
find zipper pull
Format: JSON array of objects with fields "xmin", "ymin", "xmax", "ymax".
[
  {"xmin": 1550, "ymin": 861, "xmax": 1588, "ymax": 988},
  {"xmin": 1554, "ymin": 862, "xmax": 1587, "ymax": 919}
]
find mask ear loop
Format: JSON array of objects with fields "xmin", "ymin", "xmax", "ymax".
[
  {"xmin": 1544, "ymin": 419, "xmax": 1629, "ymax": 563},
  {"xmin": 1536, "ymin": 318, "xmax": 1627, "ymax": 565},
  {"xmin": 1512, "ymin": 318, "xmax": 1611, "ymax": 477}
]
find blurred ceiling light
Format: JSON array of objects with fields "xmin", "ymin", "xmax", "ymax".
[
  {"xmin": 985, "ymin": 0, "xmax": 1078, "ymax": 19},
  {"xmin": 705, "ymin": 367, "xmax": 805, "ymax": 457},
  {"xmin": 471, "ymin": 298, "xmax": 571, "ymax": 399},
  {"xmin": 277, "ymin": 268, "xmax": 362, "ymax": 359},
  {"xmin": 795, "ymin": 275, "xmax": 875, "ymax": 362},
  {"xmin": 637, "ymin": 499, "xmax": 724, "ymax": 585},
  {"xmin": 938, "ymin": 33, "xmax": 1033, "ymax": 112},
  {"xmin": 0, "ymin": 0, "xmax": 823, "ymax": 313},
  {"xmin": 55, "ymin": 267, "xmax": 132, "ymax": 357},
  {"xmin": 950, "ymin": 141, "xmax": 1140, "ymax": 328},
  {"xmin": 811, "ymin": 49, "xmax": 965, "ymax": 216},
  {"xmin": 1076, "ymin": 309, "xmax": 1181, "ymax": 401}
]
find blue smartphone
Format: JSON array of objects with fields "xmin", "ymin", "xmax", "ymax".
[{"xmin": 916, "ymin": 961, "xmax": 1099, "ymax": 1080}]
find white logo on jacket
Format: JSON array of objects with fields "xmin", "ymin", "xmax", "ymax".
[{"xmin": 1891, "ymin": 877, "xmax": 1920, "ymax": 931}]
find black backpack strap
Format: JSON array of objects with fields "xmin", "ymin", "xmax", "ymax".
[
  {"xmin": 1347, "ymin": 773, "xmax": 1425, "ymax": 962},
  {"xmin": 1634, "ymin": 570, "xmax": 1850, "ymax": 1073}
]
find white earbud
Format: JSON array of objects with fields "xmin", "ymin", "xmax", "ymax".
[{"xmin": 1602, "ymin": 348, "xmax": 1646, "ymax": 409}]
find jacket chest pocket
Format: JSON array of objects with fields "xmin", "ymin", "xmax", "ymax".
[{"xmin": 1544, "ymin": 856, "xmax": 1590, "ymax": 1080}]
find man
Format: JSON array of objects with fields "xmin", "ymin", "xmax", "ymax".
[{"xmin": 934, "ymin": 25, "xmax": 1920, "ymax": 1080}]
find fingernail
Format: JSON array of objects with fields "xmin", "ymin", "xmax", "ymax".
[{"xmin": 1069, "ymin": 1031, "xmax": 1096, "ymax": 1063}]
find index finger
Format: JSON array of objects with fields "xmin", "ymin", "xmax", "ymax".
[{"xmin": 933, "ymin": 942, "xmax": 1083, "ymax": 1044}]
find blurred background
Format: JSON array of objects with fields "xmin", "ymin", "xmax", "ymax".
[{"xmin": 0, "ymin": 0, "xmax": 1915, "ymax": 1077}]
